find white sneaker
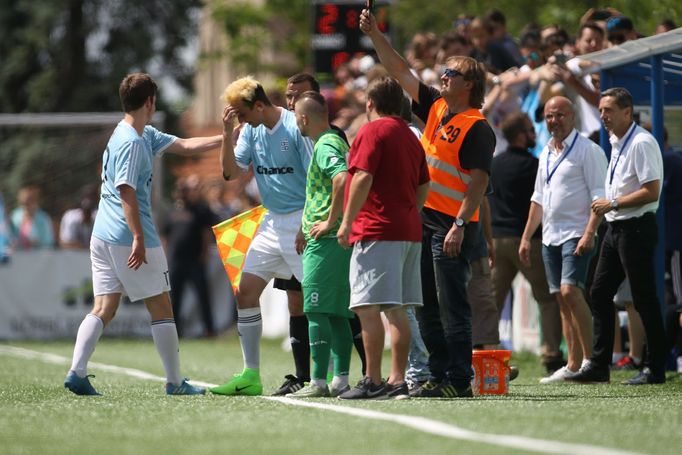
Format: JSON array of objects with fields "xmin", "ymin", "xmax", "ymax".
[{"xmin": 539, "ymin": 366, "xmax": 580, "ymax": 384}]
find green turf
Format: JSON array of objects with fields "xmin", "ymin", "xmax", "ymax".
[{"xmin": 1, "ymin": 337, "xmax": 681, "ymax": 455}]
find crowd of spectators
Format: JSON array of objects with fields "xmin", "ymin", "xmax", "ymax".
[
  {"xmin": 304, "ymin": 7, "xmax": 681, "ymax": 376},
  {"xmin": 1, "ymin": 7, "xmax": 679, "ymax": 370}
]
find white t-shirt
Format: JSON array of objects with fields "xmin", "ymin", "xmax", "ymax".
[
  {"xmin": 59, "ymin": 208, "xmax": 96, "ymax": 247},
  {"xmin": 567, "ymin": 58, "xmax": 601, "ymax": 137},
  {"xmin": 605, "ymin": 123, "xmax": 663, "ymax": 221}
]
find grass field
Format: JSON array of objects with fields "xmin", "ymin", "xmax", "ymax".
[{"xmin": 1, "ymin": 335, "xmax": 681, "ymax": 455}]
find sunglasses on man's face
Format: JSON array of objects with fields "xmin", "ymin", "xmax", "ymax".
[{"xmin": 442, "ymin": 68, "xmax": 464, "ymax": 79}]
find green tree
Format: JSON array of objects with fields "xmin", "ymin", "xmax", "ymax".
[
  {"xmin": 0, "ymin": 0, "xmax": 203, "ymax": 113},
  {"xmin": 209, "ymin": 0, "xmax": 310, "ymax": 77},
  {"xmin": 0, "ymin": 0, "xmax": 203, "ymax": 219}
]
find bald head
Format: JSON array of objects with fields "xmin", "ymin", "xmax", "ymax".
[
  {"xmin": 544, "ymin": 96, "xmax": 576, "ymax": 142},
  {"xmin": 294, "ymin": 91, "xmax": 329, "ymax": 139}
]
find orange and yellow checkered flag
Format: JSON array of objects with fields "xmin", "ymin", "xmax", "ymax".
[{"xmin": 212, "ymin": 205, "xmax": 267, "ymax": 293}]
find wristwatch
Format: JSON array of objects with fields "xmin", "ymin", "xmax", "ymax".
[
  {"xmin": 454, "ymin": 217, "xmax": 467, "ymax": 228},
  {"xmin": 610, "ymin": 198, "xmax": 619, "ymax": 210}
]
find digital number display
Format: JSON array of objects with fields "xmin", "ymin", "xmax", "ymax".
[{"xmin": 312, "ymin": 1, "xmax": 391, "ymax": 75}]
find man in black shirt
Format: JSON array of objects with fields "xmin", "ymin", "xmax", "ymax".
[{"xmin": 489, "ymin": 113, "xmax": 563, "ymax": 373}]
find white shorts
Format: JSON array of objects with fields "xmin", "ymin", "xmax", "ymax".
[
  {"xmin": 242, "ymin": 210, "xmax": 304, "ymax": 283},
  {"xmin": 90, "ymin": 236, "xmax": 170, "ymax": 302}
]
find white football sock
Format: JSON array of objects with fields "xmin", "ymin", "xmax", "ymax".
[
  {"xmin": 312, "ymin": 378, "xmax": 327, "ymax": 388},
  {"xmin": 70, "ymin": 314, "xmax": 104, "ymax": 377},
  {"xmin": 331, "ymin": 374, "xmax": 349, "ymax": 390},
  {"xmin": 237, "ymin": 307, "xmax": 262, "ymax": 370},
  {"xmin": 151, "ymin": 319, "xmax": 182, "ymax": 386}
]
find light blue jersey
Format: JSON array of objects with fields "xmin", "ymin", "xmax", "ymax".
[
  {"xmin": 92, "ymin": 121, "xmax": 176, "ymax": 247},
  {"xmin": 235, "ymin": 108, "xmax": 312, "ymax": 214}
]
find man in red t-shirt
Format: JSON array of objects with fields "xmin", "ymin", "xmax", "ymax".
[{"xmin": 337, "ymin": 76, "xmax": 430, "ymax": 400}]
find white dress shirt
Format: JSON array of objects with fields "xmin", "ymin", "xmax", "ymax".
[
  {"xmin": 605, "ymin": 122, "xmax": 663, "ymax": 221},
  {"xmin": 531, "ymin": 129, "xmax": 608, "ymax": 246}
]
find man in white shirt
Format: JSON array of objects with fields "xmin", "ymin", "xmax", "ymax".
[
  {"xmin": 519, "ymin": 96, "xmax": 607, "ymax": 383},
  {"xmin": 550, "ymin": 22, "xmax": 604, "ymax": 137},
  {"xmin": 574, "ymin": 87, "xmax": 666, "ymax": 385}
]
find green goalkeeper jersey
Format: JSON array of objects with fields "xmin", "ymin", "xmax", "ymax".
[{"xmin": 301, "ymin": 130, "xmax": 349, "ymax": 241}]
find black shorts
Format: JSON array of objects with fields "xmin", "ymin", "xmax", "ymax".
[{"xmin": 273, "ymin": 276, "xmax": 302, "ymax": 291}]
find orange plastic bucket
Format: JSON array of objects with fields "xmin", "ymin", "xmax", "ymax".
[{"xmin": 471, "ymin": 350, "xmax": 512, "ymax": 395}]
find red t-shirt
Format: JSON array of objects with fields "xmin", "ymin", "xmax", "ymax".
[{"xmin": 346, "ymin": 116, "xmax": 430, "ymax": 243}]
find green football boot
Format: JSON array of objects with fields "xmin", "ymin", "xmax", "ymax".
[{"xmin": 210, "ymin": 368, "xmax": 263, "ymax": 396}]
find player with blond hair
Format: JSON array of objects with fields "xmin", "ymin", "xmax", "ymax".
[{"xmin": 211, "ymin": 76, "xmax": 313, "ymax": 396}]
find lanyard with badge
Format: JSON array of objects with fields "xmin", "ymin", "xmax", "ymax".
[
  {"xmin": 546, "ymin": 132, "xmax": 579, "ymax": 184},
  {"xmin": 609, "ymin": 124, "xmax": 637, "ymax": 185}
]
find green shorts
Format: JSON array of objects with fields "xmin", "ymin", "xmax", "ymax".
[{"xmin": 302, "ymin": 237, "xmax": 353, "ymax": 318}]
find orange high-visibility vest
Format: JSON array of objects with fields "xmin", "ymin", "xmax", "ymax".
[{"xmin": 420, "ymin": 99, "xmax": 485, "ymax": 221}]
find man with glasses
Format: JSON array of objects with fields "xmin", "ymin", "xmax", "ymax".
[
  {"xmin": 360, "ymin": 8, "xmax": 495, "ymax": 398},
  {"xmin": 519, "ymin": 96, "xmax": 607, "ymax": 384}
]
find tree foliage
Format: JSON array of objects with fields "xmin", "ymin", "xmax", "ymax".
[
  {"xmin": 0, "ymin": 0, "xmax": 203, "ymax": 217},
  {"xmin": 209, "ymin": 0, "xmax": 310, "ymax": 77},
  {"xmin": 0, "ymin": 0, "xmax": 203, "ymax": 113}
]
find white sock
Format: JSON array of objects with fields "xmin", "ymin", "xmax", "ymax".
[
  {"xmin": 151, "ymin": 319, "xmax": 182, "ymax": 386},
  {"xmin": 70, "ymin": 314, "xmax": 104, "ymax": 377},
  {"xmin": 581, "ymin": 358, "xmax": 590, "ymax": 369},
  {"xmin": 312, "ymin": 378, "xmax": 327, "ymax": 388},
  {"xmin": 331, "ymin": 375, "xmax": 349, "ymax": 390},
  {"xmin": 237, "ymin": 307, "xmax": 262, "ymax": 370},
  {"xmin": 612, "ymin": 352, "xmax": 625, "ymax": 364},
  {"xmin": 631, "ymin": 356, "xmax": 641, "ymax": 364}
]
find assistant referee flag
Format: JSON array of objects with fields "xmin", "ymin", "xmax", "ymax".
[{"xmin": 212, "ymin": 205, "xmax": 267, "ymax": 292}]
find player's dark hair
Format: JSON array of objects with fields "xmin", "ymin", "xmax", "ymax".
[
  {"xmin": 119, "ymin": 73, "xmax": 157, "ymax": 113},
  {"xmin": 287, "ymin": 73, "xmax": 321, "ymax": 93}
]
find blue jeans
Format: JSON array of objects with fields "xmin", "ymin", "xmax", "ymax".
[
  {"xmin": 405, "ymin": 306, "xmax": 430, "ymax": 385},
  {"xmin": 541, "ymin": 237, "xmax": 594, "ymax": 294},
  {"xmin": 419, "ymin": 222, "xmax": 477, "ymax": 388}
]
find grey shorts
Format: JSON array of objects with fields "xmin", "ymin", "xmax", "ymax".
[{"xmin": 349, "ymin": 240, "xmax": 423, "ymax": 311}]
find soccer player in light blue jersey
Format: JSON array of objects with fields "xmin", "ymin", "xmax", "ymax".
[
  {"xmin": 64, "ymin": 73, "xmax": 223, "ymax": 396},
  {"xmin": 211, "ymin": 76, "xmax": 313, "ymax": 396}
]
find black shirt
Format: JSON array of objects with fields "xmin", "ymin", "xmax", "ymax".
[
  {"xmin": 161, "ymin": 202, "xmax": 218, "ymax": 263},
  {"xmin": 489, "ymin": 146, "xmax": 541, "ymax": 238}
]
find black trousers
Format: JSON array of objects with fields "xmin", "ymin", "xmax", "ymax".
[
  {"xmin": 589, "ymin": 212, "xmax": 667, "ymax": 378},
  {"xmin": 170, "ymin": 261, "xmax": 214, "ymax": 337}
]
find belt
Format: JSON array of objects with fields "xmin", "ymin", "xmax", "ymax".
[{"xmin": 608, "ymin": 211, "xmax": 655, "ymax": 229}]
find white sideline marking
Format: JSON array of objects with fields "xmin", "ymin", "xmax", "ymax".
[{"xmin": 1, "ymin": 345, "xmax": 642, "ymax": 455}]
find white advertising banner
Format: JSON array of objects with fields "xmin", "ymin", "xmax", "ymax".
[
  {"xmin": 0, "ymin": 250, "xmax": 152, "ymax": 339},
  {"xmin": 0, "ymin": 248, "xmax": 289, "ymax": 340}
]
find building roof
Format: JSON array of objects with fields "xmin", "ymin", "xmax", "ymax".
[{"xmin": 576, "ymin": 27, "xmax": 682, "ymax": 105}]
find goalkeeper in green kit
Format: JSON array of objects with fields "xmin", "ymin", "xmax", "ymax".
[{"xmin": 288, "ymin": 90, "xmax": 354, "ymax": 398}]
